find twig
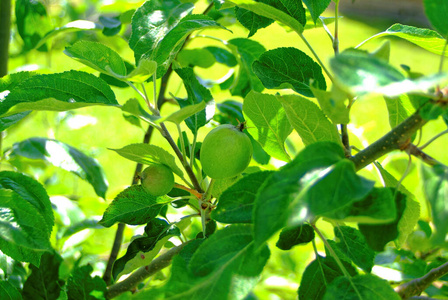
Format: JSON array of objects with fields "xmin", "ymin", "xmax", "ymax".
[
  {"xmin": 106, "ymin": 242, "xmax": 190, "ymax": 299},
  {"xmin": 0, "ymin": 0, "xmax": 11, "ymax": 77},
  {"xmin": 419, "ymin": 129, "xmax": 448, "ymax": 150},
  {"xmin": 396, "ymin": 261, "xmax": 448, "ymax": 299},
  {"xmin": 406, "ymin": 144, "xmax": 444, "ymax": 167}
]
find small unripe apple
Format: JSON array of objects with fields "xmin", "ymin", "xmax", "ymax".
[
  {"xmin": 141, "ymin": 164, "xmax": 174, "ymax": 196},
  {"xmin": 200, "ymin": 124, "xmax": 253, "ymax": 179}
]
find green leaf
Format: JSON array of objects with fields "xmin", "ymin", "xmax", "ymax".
[
  {"xmin": 0, "ymin": 112, "xmax": 31, "ymax": 131},
  {"xmin": 0, "ymin": 71, "xmax": 118, "ymax": 116},
  {"xmin": 205, "ymin": 46, "xmax": 238, "ymax": 67},
  {"xmin": 67, "ymin": 265, "xmax": 107, "ymax": 300},
  {"xmin": 0, "ymin": 71, "xmax": 36, "ymax": 92},
  {"xmin": 375, "ymin": 163, "xmax": 420, "ymax": 245},
  {"xmin": 424, "ymin": 0, "xmax": 448, "ymax": 38},
  {"xmin": 253, "ymin": 142, "xmax": 345, "ymax": 247},
  {"xmin": 0, "ymin": 281, "xmax": 22, "ymax": 300},
  {"xmin": 62, "ymin": 219, "xmax": 103, "ymax": 239},
  {"xmin": 163, "ymin": 225, "xmax": 270, "ymax": 300},
  {"xmin": 276, "ymin": 223, "xmax": 315, "ymax": 250},
  {"xmin": 303, "ymin": 0, "xmax": 331, "ymax": 24},
  {"xmin": 34, "ymin": 20, "xmax": 102, "ymax": 50},
  {"xmin": 177, "ymin": 49, "xmax": 216, "ymax": 68},
  {"xmin": 173, "ymin": 68, "xmax": 214, "ymax": 134},
  {"xmin": 325, "ymin": 187, "xmax": 397, "ymax": 224},
  {"xmin": 359, "ymin": 23, "xmax": 448, "ymax": 57},
  {"xmin": 64, "ymin": 41, "xmax": 127, "ymax": 76},
  {"xmin": 311, "ymin": 85, "xmax": 349, "ymax": 124},
  {"xmin": 99, "ymin": 15, "xmax": 121, "ymax": 36},
  {"xmin": 10, "ymin": 138, "xmax": 108, "ymax": 198},
  {"xmin": 277, "ymin": 94, "xmax": 341, "ymax": 146},
  {"xmin": 99, "ymin": 185, "xmax": 172, "ymax": 227},
  {"xmin": 120, "ymin": 98, "xmax": 159, "ymax": 126},
  {"xmin": 110, "ymin": 143, "xmax": 183, "ymax": 177},
  {"xmin": 227, "ymin": 38, "xmax": 266, "ymax": 97},
  {"xmin": 112, "ymin": 219, "xmax": 180, "ymax": 280},
  {"xmin": 421, "ymin": 164, "xmax": 448, "ymax": 244},
  {"xmin": 15, "ymin": 0, "xmax": 52, "ymax": 51},
  {"xmin": 253, "ymin": 47, "xmax": 326, "ymax": 97},
  {"xmin": 22, "ymin": 252, "xmax": 64, "ymax": 300},
  {"xmin": 212, "ymin": 171, "xmax": 273, "ymax": 223},
  {"xmin": 358, "ymin": 192, "xmax": 407, "ymax": 252},
  {"xmin": 243, "ymin": 91, "xmax": 292, "ymax": 161},
  {"xmin": 333, "ymin": 226, "xmax": 375, "ymax": 273},
  {"xmin": 228, "ymin": 0, "xmax": 305, "ymax": 34},
  {"xmin": 235, "ymin": 2, "xmax": 274, "ymax": 38},
  {"xmin": 0, "ymin": 189, "xmax": 52, "ymax": 267},
  {"xmin": 330, "ymin": 49, "xmax": 405, "ymax": 96},
  {"xmin": 323, "ymin": 274, "xmax": 400, "ymax": 300},
  {"xmin": 129, "ymin": 0, "xmax": 194, "ymax": 65},
  {"xmin": 124, "ymin": 58, "xmax": 157, "ymax": 83},
  {"xmin": 384, "ymin": 94, "xmax": 413, "ymax": 129},
  {"xmin": 299, "ymin": 255, "xmax": 357, "ymax": 300}
]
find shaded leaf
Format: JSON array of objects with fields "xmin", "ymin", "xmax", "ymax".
[
  {"xmin": 311, "ymin": 85, "xmax": 349, "ymax": 124},
  {"xmin": 303, "ymin": 0, "xmax": 331, "ymax": 24},
  {"xmin": 205, "ymin": 46, "xmax": 238, "ymax": 67},
  {"xmin": 0, "ymin": 112, "xmax": 31, "ymax": 132},
  {"xmin": 10, "ymin": 138, "xmax": 108, "ymax": 198},
  {"xmin": 424, "ymin": 0, "xmax": 448, "ymax": 38},
  {"xmin": 0, "ymin": 71, "xmax": 118, "ymax": 117},
  {"xmin": 0, "ymin": 281, "xmax": 22, "ymax": 300},
  {"xmin": 253, "ymin": 47, "xmax": 326, "ymax": 97},
  {"xmin": 277, "ymin": 94, "xmax": 341, "ymax": 146},
  {"xmin": 243, "ymin": 91, "xmax": 292, "ymax": 162},
  {"xmin": 177, "ymin": 49, "xmax": 215, "ymax": 68},
  {"xmin": 212, "ymin": 171, "xmax": 273, "ymax": 223},
  {"xmin": 67, "ymin": 265, "xmax": 107, "ymax": 300},
  {"xmin": 99, "ymin": 185, "xmax": 172, "ymax": 227},
  {"xmin": 276, "ymin": 223, "xmax": 314, "ymax": 250}
]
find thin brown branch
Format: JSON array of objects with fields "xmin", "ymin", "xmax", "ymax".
[
  {"xmin": 396, "ymin": 261, "xmax": 448, "ymax": 299},
  {"xmin": 406, "ymin": 144, "xmax": 444, "ymax": 167},
  {"xmin": 0, "ymin": 0, "xmax": 11, "ymax": 77},
  {"xmin": 105, "ymin": 241, "xmax": 189, "ymax": 299},
  {"xmin": 340, "ymin": 124, "xmax": 351, "ymax": 157}
]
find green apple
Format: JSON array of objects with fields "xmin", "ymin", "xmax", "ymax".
[{"xmin": 141, "ymin": 164, "xmax": 175, "ymax": 196}]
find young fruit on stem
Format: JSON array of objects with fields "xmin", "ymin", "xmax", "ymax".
[
  {"xmin": 141, "ymin": 164, "xmax": 175, "ymax": 196},
  {"xmin": 200, "ymin": 123, "xmax": 253, "ymax": 179}
]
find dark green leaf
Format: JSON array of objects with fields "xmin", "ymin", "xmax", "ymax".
[
  {"xmin": 110, "ymin": 143, "xmax": 183, "ymax": 177},
  {"xmin": 277, "ymin": 94, "xmax": 341, "ymax": 146},
  {"xmin": 0, "ymin": 71, "xmax": 118, "ymax": 117},
  {"xmin": 15, "ymin": 0, "xmax": 52, "ymax": 51},
  {"xmin": 235, "ymin": 1, "xmax": 274, "ymax": 38},
  {"xmin": 299, "ymin": 255, "xmax": 357, "ymax": 300},
  {"xmin": 10, "ymin": 138, "xmax": 108, "ymax": 198},
  {"xmin": 22, "ymin": 252, "xmax": 64, "ymax": 300},
  {"xmin": 64, "ymin": 41, "xmax": 127, "ymax": 76},
  {"xmin": 253, "ymin": 142, "xmax": 345, "ymax": 247},
  {"xmin": 162, "ymin": 225, "xmax": 270, "ymax": 300},
  {"xmin": 243, "ymin": 91, "xmax": 292, "ymax": 162},
  {"xmin": 253, "ymin": 47, "xmax": 326, "ymax": 97},
  {"xmin": 358, "ymin": 192, "xmax": 407, "ymax": 251},
  {"xmin": 303, "ymin": 0, "xmax": 331, "ymax": 24},
  {"xmin": 421, "ymin": 164, "xmax": 448, "ymax": 244},
  {"xmin": 205, "ymin": 46, "xmax": 238, "ymax": 67},
  {"xmin": 129, "ymin": 0, "xmax": 194, "ymax": 65},
  {"xmin": 212, "ymin": 171, "xmax": 273, "ymax": 223},
  {"xmin": 228, "ymin": 38, "xmax": 266, "ymax": 97},
  {"xmin": 276, "ymin": 223, "xmax": 314, "ymax": 250},
  {"xmin": 0, "ymin": 281, "xmax": 22, "ymax": 300},
  {"xmin": 323, "ymin": 274, "xmax": 400, "ymax": 300},
  {"xmin": 333, "ymin": 226, "xmax": 375, "ymax": 273},
  {"xmin": 99, "ymin": 185, "xmax": 172, "ymax": 227},
  {"xmin": 174, "ymin": 68, "xmax": 214, "ymax": 134},
  {"xmin": 0, "ymin": 112, "xmax": 31, "ymax": 131},
  {"xmin": 113, "ymin": 219, "xmax": 180, "ymax": 280},
  {"xmin": 99, "ymin": 15, "xmax": 121, "ymax": 36},
  {"xmin": 216, "ymin": 100, "xmax": 244, "ymax": 123},
  {"xmin": 325, "ymin": 187, "xmax": 397, "ymax": 224},
  {"xmin": 67, "ymin": 265, "xmax": 107, "ymax": 300},
  {"xmin": 424, "ymin": 0, "xmax": 448, "ymax": 38}
]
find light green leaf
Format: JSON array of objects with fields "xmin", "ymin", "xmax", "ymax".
[
  {"xmin": 311, "ymin": 85, "xmax": 349, "ymax": 124},
  {"xmin": 121, "ymin": 58, "xmax": 157, "ymax": 83},
  {"xmin": 384, "ymin": 94, "xmax": 414, "ymax": 129},
  {"xmin": 64, "ymin": 41, "xmax": 127, "ymax": 76},
  {"xmin": 177, "ymin": 48, "xmax": 216, "ymax": 68},
  {"xmin": 323, "ymin": 274, "xmax": 400, "ymax": 300},
  {"xmin": 243, "ymin": 91, "xmax": 292, "ymax": 162},
  {"xmin": 159, "ymin": 101, "xmax": 207, "ymax": 124},
  {"xmin": 358, "ymin": 24, "xmax": 448, "ymax": 57},
  {"xmin": 277, "ymin": 94, "xmax": 341, "ymax": 146},
  {"xmin": 10, "ymin": 137, "xmax": 108, "ymax": 198},
  {"xmin": 212, "ymin": 171, "xmax": 273, "ymax": 224},
  {"xmin": 227, "ymin": 0, "xmax": 304, "ymax": 34},
  {"xmin": 0, "ymin": 71, "xmax": 118, "ymax": 117},
  {"xmin": 252, "ymin": 47, "xmax": 326, "ymax": 97},
  {"xmin": 424, "ymin": 0, "xmax": 448, "ymax": 38},
  {"xmin": 99, "ymin": 185, "xmax": 172, "ymax": 227},
  {"xmin": 0, "ymin": 112, "xmax": 31, "ymax": 132},
  {"xmin": 120, "ymin": 98, "xmax": 160, "ymax": 126},
  {"xmin": 110, "ymin": 144, "xmax": 183, "ymax": 177}
]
